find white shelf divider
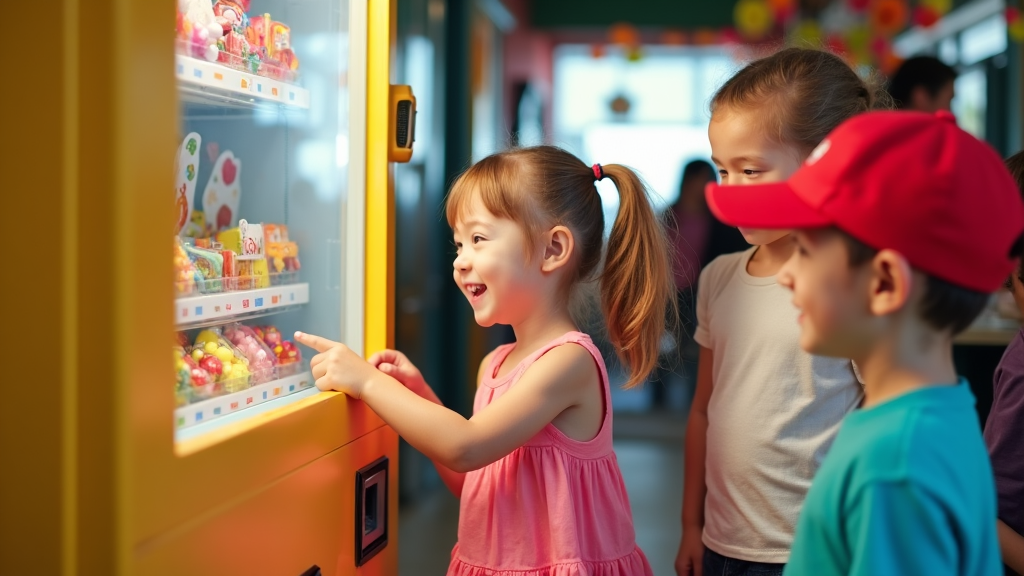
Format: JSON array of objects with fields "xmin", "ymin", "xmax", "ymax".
[
  {"xmin": 176, "ymin": 54, "xmax": 311, "ymax": 109},
  {"xmin": 176, "ymin": 282, "xmax": 310, "ymax": 328},
  {"xmin": 175, "ymin": 371, "xmax": 314, "ymax": 431}
]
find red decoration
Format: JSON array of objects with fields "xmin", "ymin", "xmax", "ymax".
[
  {"xmin": 826, "ymin": 34, "xmax": 850, "ymax": 58},
  {"xmin": 848, "ymin": 0, "xmax": 871, "ymax": 12},
  {"xmin": 870, "ymin": 0, "xmax": 910, "ymax": 37},
  {"xmin": 870, "ymin": 36, "xmax": 891, "ymax": 57},
  {"xmin": 913, "ymin": 6, "xmax": 941, "ymax": 28},
  {"xmin": 768, "ymin": 0, "xmax": 797, "ymax": 22},
  {"xmin": 1007, "ymin": 7, "xmax": 1022, "ymax": 24},
  {"xmin": 719, "ymin": 27, "xmax": 742, "ymax": 45}
]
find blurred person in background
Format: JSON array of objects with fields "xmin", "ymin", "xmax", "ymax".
[
  {"xmin": 652, "ymin": 160, "xmax": 746, "ymax": 408},
  {"xmin": 888, "ymin": 55, "xmax": 957, "ymax": 113}
]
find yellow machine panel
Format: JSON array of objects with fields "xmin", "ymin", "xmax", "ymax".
[{"xmin": 6, "ymin": 1, "xmax": 405, "ymax": 574}]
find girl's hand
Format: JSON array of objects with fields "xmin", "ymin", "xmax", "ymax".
[
  {"xmin": 367, "ymin": 349, "xmax": 428, "ymax": 396},
  {"xmin": 294, "ymin": 331, "xmax": 377, "ymax": 399}
]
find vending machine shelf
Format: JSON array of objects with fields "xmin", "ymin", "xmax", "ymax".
[
  {"xmin": 175, "ymin": 370, "xmax": 316, "ymax": 434},
  {"xmin": 175, "ymin": 282, "xmax": 310, "ymax": 328},
  {"xmin": 176, "ymin": 53, "xmax": 310, "ymax": 110}
]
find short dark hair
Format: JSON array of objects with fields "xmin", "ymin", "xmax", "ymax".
[
  {"xmin": 682, "ymin": 159, "xmax": 714, "ymax": 185},
  {"xmin": 888, "ymin": 56, "xmax": 958, "ymax": 109},
  {"xmin": 840, "ymin": 232, "xmax": 990, "ymax": 335}
]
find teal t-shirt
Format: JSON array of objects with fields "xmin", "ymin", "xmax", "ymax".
[{"xmin": 784, "ymin": 380, "xmax": 1001, "ymax": 576}]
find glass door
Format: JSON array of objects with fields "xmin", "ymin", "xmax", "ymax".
[{"xmin": 172, "ymin": 0, "xmax": 356, "ymax": 441}]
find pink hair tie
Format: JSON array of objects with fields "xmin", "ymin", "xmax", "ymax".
[{"xmin": 592, "ymin": 163, "xmax": 605, "ymax": 181}]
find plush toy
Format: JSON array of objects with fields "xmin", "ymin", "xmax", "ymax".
[{"xmin": 179, "ymin": 0, "xmax": 223, "ymax": 61}]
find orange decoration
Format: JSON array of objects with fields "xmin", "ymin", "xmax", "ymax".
[
  {"xmin": 661, "ymin": 30, "xmax": 688, "ymax": 45},
  {"xmin": 880, "ymin": 51, "xmax": 904, "ymax": 75},
  {"xmin": 870, "ymin": 0, "xmax": 910, "ymax": 37},
  {"xmin": 609, "ymin": 23, "xmax": 640, "ymax": 46},
  {"xmin": 590, "ymin": 44, "xmax": 607, "ymax": 58},
  {"xmin": 693, "ymin": 28, "xmax": 720, "ymax": 45}
]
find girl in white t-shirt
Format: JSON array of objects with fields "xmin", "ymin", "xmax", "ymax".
[{"xmin": 675, "ymin": 48, "xmax": 885, "ymax": 576}]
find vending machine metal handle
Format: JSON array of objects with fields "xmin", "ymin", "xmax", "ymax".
[
  {"xmin": 355, "ymin": 456, "xmax": 389, "ymax": 566},
  {"xmin": 389, "ymin": 85, "xmax": 416, "ymax": 163}
]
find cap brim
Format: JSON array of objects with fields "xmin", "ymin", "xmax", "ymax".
[{"xmin": 706, "ymin": 181, "xmax": 832, "ymax": 229}]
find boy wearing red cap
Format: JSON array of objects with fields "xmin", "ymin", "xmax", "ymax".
[{"xmin": 706, "ymin": 110, "xmax": 1024, "ymax": 575}]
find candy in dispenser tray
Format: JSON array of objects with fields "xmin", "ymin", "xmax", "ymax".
[
  {"xmin": 224, "ymin": 323, "xmax": 277, "ymax": 384},
  {"xmin": 177, "ymin": 0, "xmax": 223, "ymax": 62},
  {"xmin": 173, "ymin": 238, "xmax": 197, "ymax": 295},
  {"xmin": 191, "ymin": 328, "xmax": 252, "ymax": 393},
  {"xmin": 254, "ymin": 325, "xmax": 302, "ymax": 376},
  {"xmin": 183, "ymin": 243, "xmax": 224, "ymax": 293},
  {"xmin": 264, "ymin": 224, "xmax": 301, "ymax": 282}
]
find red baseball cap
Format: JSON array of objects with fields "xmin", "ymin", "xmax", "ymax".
[{"xmin": 705, "ymin": 110, "xmax": 1024, "ymax": 293}]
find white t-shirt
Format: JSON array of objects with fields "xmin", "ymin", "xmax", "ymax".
[{"xmin": 694, "ymin": 247, "xmax": 863, "ymax": 563}]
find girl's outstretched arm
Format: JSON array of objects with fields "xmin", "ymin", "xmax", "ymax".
[
  {"xmin": 366, "ymin": 348, "xmax": 495, "ymax": 497},
  {"xmin": 296, "ymin": 331, "xmax": 594, "ymax": 473}
]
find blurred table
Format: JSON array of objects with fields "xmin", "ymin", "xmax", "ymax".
[{"xmin": 955, "ymin": 309, "xmax": 1021, "ymax": 346}]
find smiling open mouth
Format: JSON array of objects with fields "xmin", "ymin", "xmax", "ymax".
[{"xmin": 466, "ymin": 284, "xmax": 487, "ymax": 298}]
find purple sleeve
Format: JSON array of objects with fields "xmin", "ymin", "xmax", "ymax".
[{"xmin": 984, "ymin": 329, "xmax": 1024, "ymax": 535}]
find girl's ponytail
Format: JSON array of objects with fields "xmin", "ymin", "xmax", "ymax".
[{"xmin": 601, "ymin": 165, "xmax": 675, "ymax": 389}]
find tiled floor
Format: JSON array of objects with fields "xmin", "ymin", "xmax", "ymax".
[{"xmin": 398, "ymin": 412, "xmax": 688, "ymax": 576}]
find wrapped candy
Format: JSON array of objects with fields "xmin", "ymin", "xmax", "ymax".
[
  {"xmin": 174, "ymin": 238, "xmax": 197, "ymax": 295},
  {"xmin": 224, "ymin": 323, "xmax": 278, "ymax": 383},
  {"xmin": 254, "ymin": 325, "xmax": 302, "ymax": 376},
  {"xmin": 192, "ymin": 328, "xmax": 252, "ymax": 393},
  {"xmin": 183, "ymin": 243, "xmax": 224, "ymax": 293}
]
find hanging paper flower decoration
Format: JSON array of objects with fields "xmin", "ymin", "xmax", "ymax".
[
  {"xmin": 844, "ymin": 24, "xmax": 872, "ymax": 64},
  {"xmin": 870, "ymin": 0, "xmax": 909, "ymax": 37},
  {"xmin": 693, "ymin": 28, "xmax": 720, "ymax": 45},
  {"xmin": 826, "ymin": 34, "xmax": 850, "ymax": 58},
  {"xmin": 609, "ymin": 23, "xmax": 640, "ymax": 47},
  {"xmin": 767, "ymin": 0, "xmax": 797, "ymax": 23},
  {"xmin": 870, "ymin": 35, "xmax": 891, "ymax": 57},
  {"xmin": 848, "ymin": 0, "xmax": 871, "ymax": 13},
  {"xmin": 610, "ymin": 94, "xmax": 632, "ymax": 114},
  {"xmin": 734, "ymin": 0, "xmax": 775, "ymax": 41},
  {"xmin": 913, "ymin": 5, "xmax": 941, "ymax": 28},
  {"xmin": 880, "ymin": 51, "xmax": 904, "ymax": 75},
  {"xmin": 590, "ymin": 44, "xmax": 607, "ymax": 58},
  {"xmin": 790, "ymin": 20, "xmax": 823, "ymax": 45},
  {"xmin": 719, "ymin": 27, "xmax": 742, "ymax": 45},
  {"xmin": 920, "ymin": 0, "xmax": 952, "ymax": 16},
  {"xmin": 1009, "ymin": 8, "xmax": 1024, "ymax": 42},
  {"xmin": 661, "ymin": 30, "xmax": 688, "ymax": 45}
]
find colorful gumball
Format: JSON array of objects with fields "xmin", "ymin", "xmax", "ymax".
[{"xmin": 199, "ymin": 355, "xmax": 223, "ymax": 377}]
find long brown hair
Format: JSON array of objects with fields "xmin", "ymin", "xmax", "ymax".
[
  {"xmin": 712, "ymin": 47, "xmax": 892, "ymax": 155},
  {"xmin": 446, "ymin": 146, "xmax": 674, "ymax": 389}
]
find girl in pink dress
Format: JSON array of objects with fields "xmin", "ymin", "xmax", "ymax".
[{"xmin": 296, "ymin": 145, "xmax": 674, "ymax": 576}]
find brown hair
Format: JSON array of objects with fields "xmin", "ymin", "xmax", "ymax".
[
  {"xmin": 841, "ymin": 232, "xmax": 991, "ymax": 336},
  {"xmin": 711, "ymin": 47, "xmax": 892, "ymax": 155},
  {"xmin": 445, "ymin": 146, "xmax": 674, "ymax": 389}
]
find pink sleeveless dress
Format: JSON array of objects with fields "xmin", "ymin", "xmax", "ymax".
[{"xmin": 447, "ymin": 331, "xmax": 653, "ymax": 576}]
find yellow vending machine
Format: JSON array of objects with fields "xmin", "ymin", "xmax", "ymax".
[{"xmin": 8, "ymin": 0, "xmax": 411, "ymax": 574}]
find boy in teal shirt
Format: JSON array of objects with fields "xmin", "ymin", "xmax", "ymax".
[{"xmin": 705, "ymin": 110, "xmax": 1024, "ymax": 575}]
